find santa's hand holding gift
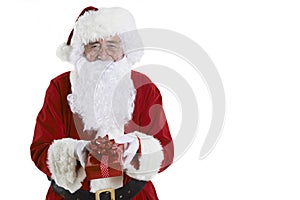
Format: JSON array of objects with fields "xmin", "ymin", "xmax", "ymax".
[{"xmin": 30, "ymin": 6, "xmax": 174, "ymax": 200}]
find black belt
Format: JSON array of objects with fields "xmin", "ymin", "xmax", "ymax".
[{"xmin": 51, "ymin": 179, "xmax": 147, "ymax": 200}]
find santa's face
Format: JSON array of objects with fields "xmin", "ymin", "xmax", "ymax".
[{"xmin": 84, "ymin": 35, "xmax": 124, "ymax": 62}]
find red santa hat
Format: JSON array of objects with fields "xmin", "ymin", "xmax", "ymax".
[{"xmin": 56, "ymin": 6, "xmax": 141, "ymax": 63}]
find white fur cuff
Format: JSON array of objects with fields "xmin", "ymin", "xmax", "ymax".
[
  {"xmin": 47, "ymin": 138, "xmax": 86, "ymax": 193},
  {"xmin": 124, "ymin": 131, "xmax": 164, "ymax": 181}
]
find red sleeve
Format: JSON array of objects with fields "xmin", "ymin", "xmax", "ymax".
[
  {"xmin": 126, "ymin": 78, "xmax": 174, "ymax": 173},
  {"xmin": 30, "ymin": 80, "xmax": 67, "ymax": 177},
  {"xmin": 138, "ymin": 83, "xmax": 174, "ymax": 172}
]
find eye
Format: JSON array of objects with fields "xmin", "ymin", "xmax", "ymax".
[
  {"xmin": 91, "ymin": 44, "xmax": 101, "ymax": 48},
  {"xmin": 107, "ymin": 45, "xmax": 117, "ymax": 48}
]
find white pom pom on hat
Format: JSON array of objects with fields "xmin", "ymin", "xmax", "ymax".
[{"xmin": 56, "ymin": 43, "xmax": 73, "ymax": 62}]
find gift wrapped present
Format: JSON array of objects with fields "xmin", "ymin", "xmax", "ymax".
[{"xmin": 85, "ymin": 135, "xmax": 124, "ymax": 179}]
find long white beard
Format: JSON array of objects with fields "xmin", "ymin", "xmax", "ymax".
[{"xmin": 67, "ymin": 56, "xmax": 136, "ymax": 133}]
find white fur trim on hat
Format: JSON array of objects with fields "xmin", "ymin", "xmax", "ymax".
[
  {"xmin": 72, "ymin": 7, "xmax": 136, "ymax": 45},
  {"xmin": 47, "ymin": 138, "xmax": 86, "ymax": 193},
  {"xmin": 124, "ymin": 131, "xmax": 164, "ymax": 181},
  {"xmin": 56, "ymin": 7, "xmax": 143, "ymax": 64}
]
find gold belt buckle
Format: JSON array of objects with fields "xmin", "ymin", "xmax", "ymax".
[{"xmin": 95, "ymin": 188, "xmax": 115, "ymax": 200}]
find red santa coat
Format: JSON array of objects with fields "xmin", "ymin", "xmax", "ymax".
[{"xmin": 30, "ymin": 70, "xmax": 174, "ymax": 200}]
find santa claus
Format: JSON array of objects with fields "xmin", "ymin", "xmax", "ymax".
[{"xmin": 30, "ymin": 6, "xmax": 174, "ymax": 200}]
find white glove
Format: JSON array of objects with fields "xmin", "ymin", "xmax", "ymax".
[
  {"xmin": 74, "ymin": 140, "xmax": 90, "ymax": 167},
  {"xmin": 114, "ymin": 133, "xmax": 139, "ymax": 167}
]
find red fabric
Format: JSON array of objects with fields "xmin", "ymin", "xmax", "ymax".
[{"xmin": 30, "ymin": 70, "xmax": 174, "ymax": 199}]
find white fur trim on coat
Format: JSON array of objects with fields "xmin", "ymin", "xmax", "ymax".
[
  {"xmin": 47, "ymin": 138, "xmax": 86, "ymax": 193},
  {"xmin": 124, "ymin": 131, "xmax": 164, "ymax": 181},
  {"xmin": 90, "ymin": 176, "xmax": 123, "ymax": 193}
]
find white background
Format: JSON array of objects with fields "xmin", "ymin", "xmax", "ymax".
[{"xmin": 1, "ymin": 0, "xmax": 300, "ymax": 199}]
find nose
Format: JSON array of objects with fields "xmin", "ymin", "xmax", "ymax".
[{"xmin": 97, "ymin": 47, "xmax": 112, "ymax": 61}]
